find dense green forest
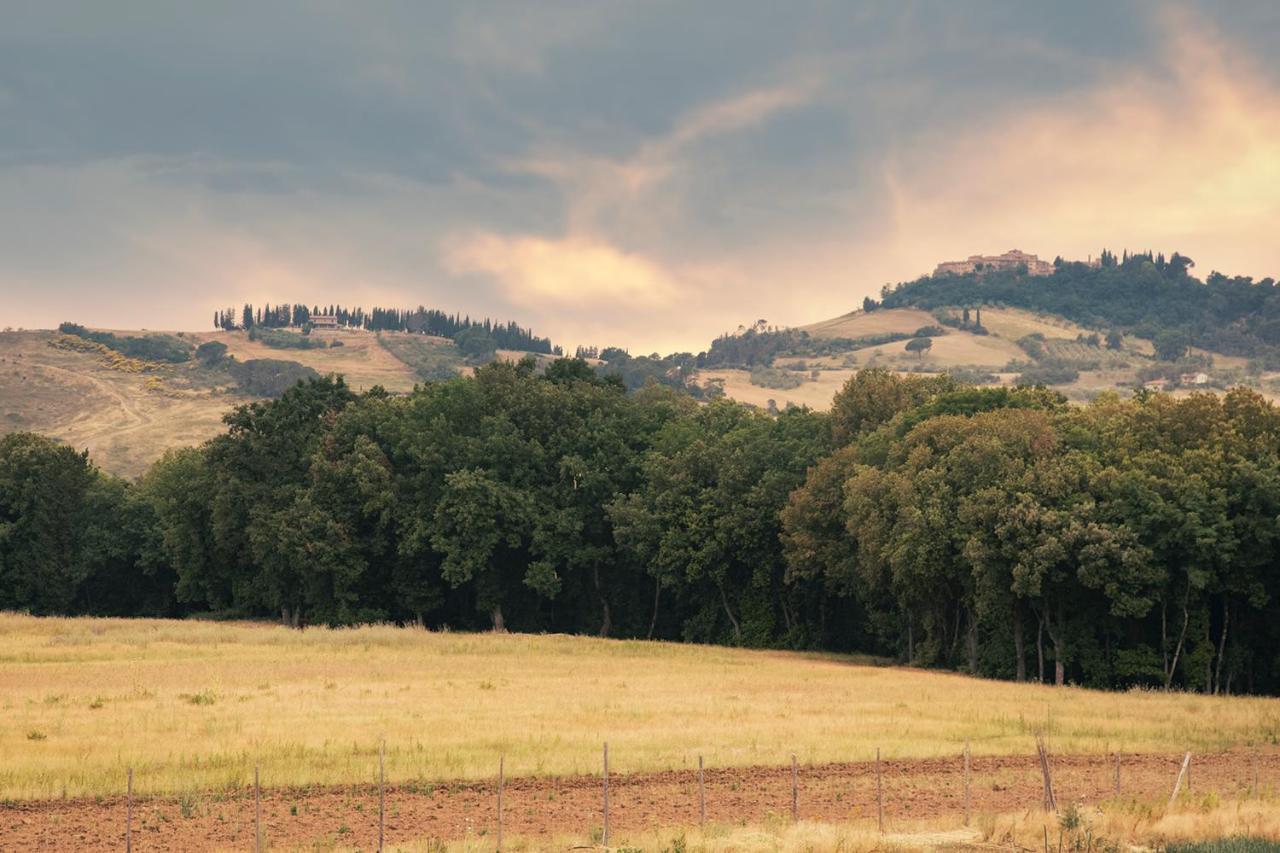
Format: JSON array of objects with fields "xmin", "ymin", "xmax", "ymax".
[
  {"xmin": 877, "ymin": 250, "xmax": 1280, "ymax": 363},
  {"xmin": 2, "ymin": 361, "xmax": 1279, "ymax": 695},
  {"xmin": 215, "ymin": 302, "xmax": 560, "ymax": 355}
]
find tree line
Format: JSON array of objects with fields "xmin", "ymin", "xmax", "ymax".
[
  {"xmin": 215, "ymin": 303, "xmax": 559, "ymax": 355},
  {"xmin": 878, "ymin": 249, "xmax": 1280, "ymax": 364},
  {"xmin": 2, "ymin": 363, "xmax": 1279, "ymax": 694}
]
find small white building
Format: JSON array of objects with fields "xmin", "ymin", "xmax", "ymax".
[
  {"xmin": 311, "ymin": 315, "xmax": 339, "ymax": 330},
  {"xmin": 1179, "ymin": 372, "xmax": 1209, "ymax": 386}
]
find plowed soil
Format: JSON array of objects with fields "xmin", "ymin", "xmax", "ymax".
[{"xmin": 3, "ymin": 750, "xmax": 1271, "ymax": 851}]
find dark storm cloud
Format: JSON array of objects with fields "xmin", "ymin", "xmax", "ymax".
[{"xmin": 0, "ymin": 1, "xmax": 1277, "ymax": 351}]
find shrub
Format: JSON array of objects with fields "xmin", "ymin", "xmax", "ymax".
[
  {"xmin": 1015, "ymin": 364, "xmax": 1079, "ymax": 386},
  {"xmin": 248, "ymin": 327, "xmax": 327, "ymax": 350},
  {"xmin": 59, "ymin": 322, "xmax": 193, "ymax": 363},
  {"xmin": 905, "ymin": 337, "xmax": 933, "ymax": 359},
  {"xmin": 195, "ymin": 341, "xmax": 228, "ymax": 366},
  {"xmin": 228, "ymin": 359, "xmax": 320, "ymax": 397},
  {"xmin": 1017, "ymin": 334, "xmax": 1047, "ymax": 361},
  {"xmin": 750, "ymin": 367, "xmax": 804, "ymax": 390}
]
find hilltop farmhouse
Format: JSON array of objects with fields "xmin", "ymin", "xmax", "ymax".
[{"xmin": 934, "ymin": 249, "xmax": 1054, "ymax": 277}]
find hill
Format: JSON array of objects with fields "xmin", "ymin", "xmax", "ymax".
[
  {"xmin": 685, "ymin": 252, "xmax": 1278, "ymax": 412},
  {"xmin": 0, "ymin": 326, "xmax": 554, "ymax": 477},
  {"xmin": 882, "ymin": 251, "xmax": 1280, "ymax": 361},
  {"xmin": 6, "ymin": 250, "xmax": 1280, "ymax": 467}
]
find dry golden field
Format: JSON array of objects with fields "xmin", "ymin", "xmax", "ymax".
[
  {"xmin": 697, "ymin": 368, "xmax": 858, "ymax": 410},
  {"xmin": 1, "ymin": 614, "xmax": 1276, "ymax": 802},
  {"xmin": 849, "ymin": 331, "xmax": 1026, "ymax": 370},
  {"xmin": 801, "ymin": 308, "xmax": 937, "ymax": 339}
]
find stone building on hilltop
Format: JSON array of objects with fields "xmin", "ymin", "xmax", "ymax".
[{"xmin": 934, "ymin": 249, "xmax": 1054, "ymax": 277}]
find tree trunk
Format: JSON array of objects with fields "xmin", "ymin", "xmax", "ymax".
[
  {"xmin": 1161, "ymin": 600, "xmax": 1169, "ymax": 682},
  {"xmin": 717, "ymin": 583, "xmax": 742, "ymax": 643},
  {"xmin": 290, "ymin": 606, "xmax": 301, "ymax": 629},
  {"xmin": 647, "ymin": 576, "xmax": 661, "ymax": 640},
  {"xmin": 1013, "ymin": 603, "xmax": 1026, "ymax": 682},
  {"xmin": 950, "ymin": 603, "xmax": 963, "ymax": 664},
  {"xmin": 598, "ymin": 598, "xmax": 612, "ymax": 638},
  {"xmin": 1036, "ymin": 612, "xmax": 1045, "ymax": 684},
  {"xmin": 491, "ymin": 605, "xmax": 506, "ymax": 633},
  {"xmin": 1204, "ymin": 617, "xmax": 1213, "ymax": 695},
  {"xmin": 1054, "ymin": 603, "xmax": 1065, "ymax": 686},
  {"xmin": 281, "ymin": 606, "xmax": 291, "ymax": 627},
  {"xmin": 1213, "ymin": 597, "xmax": 1229, "ymax": 695},
  {"xmin": 966, "ymin": 610, "xmax": 978, "ymax": 674},
  {"xmin": 1165, "ymin": 588, "xmax": 1191, "ymax": 690},
  {"xmin": 907, "ymin": 617, "xmax": 914, "ymax": 664},
  {"xmin": 1043, "ymin": 605, "xmax": 1065, "ymax": 686},
  {"xmin": 591, "ymin": 564, "xmax": 611, "ymax": 637}
]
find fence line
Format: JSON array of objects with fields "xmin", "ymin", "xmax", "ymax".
[{"xmin": 113, "ymin": 742, "xmax": 1257, "ymax": 848}]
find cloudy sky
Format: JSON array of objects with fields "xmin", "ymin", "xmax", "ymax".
[{"xmin": 3, "ymin": 2, "xmax": 1280, "ymax": 353}]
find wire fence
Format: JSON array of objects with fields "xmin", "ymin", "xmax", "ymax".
[{"xmin": 96, "ymin": 742, "xmax": 1270, "ymax": 852}]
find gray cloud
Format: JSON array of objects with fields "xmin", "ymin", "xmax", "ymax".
[{"xmin": 1, "ymin": 1, "xmax": 1277, "ymax": 351}]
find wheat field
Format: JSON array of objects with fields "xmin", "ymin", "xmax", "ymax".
[{"xmin": 1, "ymin": 614, "xmax": 1276, "ymax": 801}]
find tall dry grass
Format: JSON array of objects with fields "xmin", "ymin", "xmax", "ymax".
[
  {"xmin": 1, "ymin": 613, "xmax": 1277, "ymax": 800},
  {"xmin": 378, "ymin": 798, "xmax": 1280, "ymax": 852}
]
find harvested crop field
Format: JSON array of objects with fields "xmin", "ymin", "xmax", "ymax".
[{"xmin": 3, "ymin": 750, "xmax": 1275, "ymax": 850}]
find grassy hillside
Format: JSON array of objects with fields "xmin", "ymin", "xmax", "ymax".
[
  {"xmin": 700, "ymin": 303, "xmax": 1278, "ymax": 413},
  {"xmin": 192, "ymin": 328, "xmax": 419, "ymax": 392},
  {"xmin": 0, "ymin": 328, "xmax": 532, "ymax": 476},
  {"xmin": 0, "ymin": 331, "xmax": 248, "ymax": 478},
  {"xmin": 1, "ymin": 613, "xmax": 1274, "ymax": 799},
  {"xmin": 881, "ymin": 253, "xmax": 1280, "ymax": 362}
]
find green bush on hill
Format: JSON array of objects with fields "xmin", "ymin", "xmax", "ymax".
[
  {"xmin": 749, "ymin": 366, "xmax": 805, "ymax": 390},
  {"xmin": 227, "ymin": 358, "xmax": 320, "ymax": 396},
  {"xmin": 58, "ymin": 322, "xmax": 193, "ymax": 363},
  {"xmin": 248, "ymin": 327, "xmax": 328, "ymax": 350}
]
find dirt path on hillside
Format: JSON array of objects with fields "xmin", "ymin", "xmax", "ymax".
[
  {"xmin": 3, "ymin": 750, "xmax": 1273, "ymax": 851},
  {"xmin": 38, "ymin": 362, "xmax": 153, "ymax": 438}
]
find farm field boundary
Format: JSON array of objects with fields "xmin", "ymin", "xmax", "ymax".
[{"xmin": 3, "ymin": 748, "xmax": 1276, "ymax": 851}]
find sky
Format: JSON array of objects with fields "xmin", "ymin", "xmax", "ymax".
[{"xmin": 3, "ymin": 1, "xmax": 1280, "ymax": 354}]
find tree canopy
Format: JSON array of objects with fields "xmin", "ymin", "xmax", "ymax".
[{"xmin": 4, "ymin": 361, "xmax": 1280, "ymax": 695}]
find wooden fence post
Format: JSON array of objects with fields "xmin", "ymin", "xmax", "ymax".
[
  {"xmin": 1253, "ymin": 750, "xmax": 1260, "ymax": 794},
  {"xmin": 790, "ymin": 753, "xmax": 798, "ymax": 822},
  {"xmin": 698, "ymin": 755, "xmax": 705, "ymax": 827},
  {"xmin": 378, "ymin": 739, "xmax": 386, "ymax": 852},
  {"xmin": 255, "ymin": 764, "xmax": 262, "ymax": 853},
  {"xmin": 963, "ymin": 741, "xmax": 971, "ymax": 826},
  {"xmin": 1187, "ymin": 750, "xmax": 1192, "ymax": 791},
  {"xmin": 125, "ymin": 767, "xmax": 133, "ymax": 853},
  {"xmin": 1168, "ymin": 752, "xmax": 1191, "ymax": 808},
  {"xmin": 1036, "ymin": 736, "xmax": 1057, "ymax": 813},
  {"xmin": 602, "ymin": 742, "xmax": 610, "ymax": 847},
  {"xmin": 876, "ymin": 748, "xmax": 884, "ymax": 833},
  {"xmin": 1114, "ymin": 752, "xmax": 1121, "ymax": 796},
  {"xmin": 497, "ymin": 755, "xmax": 504, "ymax": 851}
]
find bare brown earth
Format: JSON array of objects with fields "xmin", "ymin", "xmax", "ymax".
[{"xmin": 3, "ymin": 750, "xmax": 1272, "ymax": 851}]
